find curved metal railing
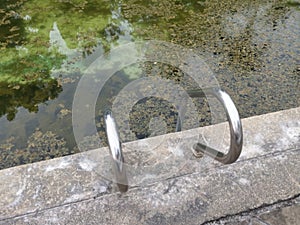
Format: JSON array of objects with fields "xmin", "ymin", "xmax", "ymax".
[
  {"xmin": 187, "ymin": 88, "xmax": 243, "ymax": 164},
  {"xmin": 104, "ymin": 88, "xmax": 243, "ymax": 192},
  {"xmin": 104, "ymin": 111, "xmax": 128, "ymax": 192}
]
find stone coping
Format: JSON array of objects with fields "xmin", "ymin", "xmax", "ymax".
[{"xmin": 0, "ymin": 107, "xmax": 299, "ymax": 224}]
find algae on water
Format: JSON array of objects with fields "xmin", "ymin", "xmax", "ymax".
[
  {"xmin": 0, "ymin": 0, "xmax": 117, "ymax": 120},
  {"xmin": 0, "ymin": 0, "xmax": 112, "ymax": 83}
]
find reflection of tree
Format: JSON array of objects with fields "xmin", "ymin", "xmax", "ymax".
[
  {"xmin": 0, "ymin": 79, "xmax": 62, "ymax": 121},
  {"xmin": 0, "ymin": 0, "xmax": 135, "ymax": 121},
  {"xmin": 101, "ymin": 0, "xmax": 133, "ymax": 51},
  {"xmin": 1, "ymin": 0, "xmax": 113, "ymax": 77},
  {"xmin": 0, "ymin": 0, "xmax": 64, "ymax": 120}
]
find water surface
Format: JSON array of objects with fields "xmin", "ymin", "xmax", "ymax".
[{"xmin": 0, "ymin": 0, "xmax": 299, "ymax": 169}]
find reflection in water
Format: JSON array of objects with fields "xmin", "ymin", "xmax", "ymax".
[
  {"xmin": 0, "ymin": 0, "xmax": 299, "ymax": 170},
  {"xmin": 0, "ymin": 0, "xmax": 136, "ymax": 169},
  {"xmin": 0, "ymin": 0, "xmax": 124, "ymax": 121},
  {"xmin": 104, "ymin": 0, "xmax": 133, "ymax": 46},
  {"xmin": 0, "ymin": 0, "xmax": 65, "ymax": 121},
  {"xmin": 0, "ymin": 80, "xmax": 62, "ymax": 121}
]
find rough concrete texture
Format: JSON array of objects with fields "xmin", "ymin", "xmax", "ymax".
[
  {"xmin": 206, "ymin": 195, "xmax": 300, "ymax": 225},
  {"xmin": 0, "ymin": 107, "xmax": 299, "ymax": 224}
]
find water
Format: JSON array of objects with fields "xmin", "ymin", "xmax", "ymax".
[{"xmin": 0, "ymin": 0, "xmax": 299, "ymax": 169}]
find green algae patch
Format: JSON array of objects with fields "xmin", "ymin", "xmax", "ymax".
[
  {"xmin": 122, "ymin": 0, "xmax": 292, "ymax": 72},
  {"xmin": 0, "ymin": 0, "xmax": 114, "ymax": 120},
  {"xmin": 21, "ymin": 0, "xmax": 111, "ymax": 50},
  {"xmin": 0, "ymin": 0, "xmax": 112, "ymax": 83},
  {"xmin": 286, "ymin": 1, "xmax": 300, "ymax": 8}
]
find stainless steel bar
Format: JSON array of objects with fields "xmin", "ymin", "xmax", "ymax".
[
  {"xmin": 104, "ymin": 87, "xmax": 242, "ymax": 191},
  {"xmin": 189, "ymin": 88, "xmax": 243, "ymax": 164},
  {"xmin": 104, "ymin": 111, "xmax": 128, "ymax": 192}
]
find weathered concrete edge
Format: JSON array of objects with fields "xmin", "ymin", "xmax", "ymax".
[
  {"xmin": 0, "ymin": 107, "xmax": 299, "ymax": 221},
  {"xmin": 1, "ymin": 148, "xmax": 299, "ymax": 224},
  {"xmin": 204, "ymin": 194, "xmax": 300, "ymax": 225}
]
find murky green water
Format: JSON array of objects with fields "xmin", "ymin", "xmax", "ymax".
[{"xmin": 0, "ymin": 0, "xmax": 299, "ymax": 169}]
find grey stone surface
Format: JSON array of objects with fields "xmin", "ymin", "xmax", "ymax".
[
  {"xmin": 259, "ymin": 203, "xmax": 300, "ymax": 225},
  {"xmin": 1, "ymin": 150, "xmax": 299, "ymax": 225},
  {"xmin": 0, "ymin": 107, "xmax": 299, "ymax": 224},
  {"xmin": 206, "ymin": 195, "xmax": 300, "ymax": 225}
]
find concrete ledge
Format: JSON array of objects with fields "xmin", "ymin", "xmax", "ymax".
[
  {"xmin": 206, "ymin": 195, "xmax": 300, "ymax": 225},
  {"xmin": 0, "ymin": 107, "xmax": 299, "ymax": 224},
  {"xmin": 2, "ymin": 149, "xmax": 299, "ymax": 225}
]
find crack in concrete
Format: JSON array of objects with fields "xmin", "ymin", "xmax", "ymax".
[{"xmin": 202, "ymin": 193, "xmax": 300, "ymax": 225}]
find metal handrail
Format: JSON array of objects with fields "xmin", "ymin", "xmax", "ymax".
[
  {"xmin": 104, "ymin": 88, "xmax": 242, "ymax": 191},
  {"xmin": 104, "ymin": 111, "xmax": 128, "ymax": 192},
  {"xmin": 187, "ymin": 88, "xmax": 243, "ymax": 164}
]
